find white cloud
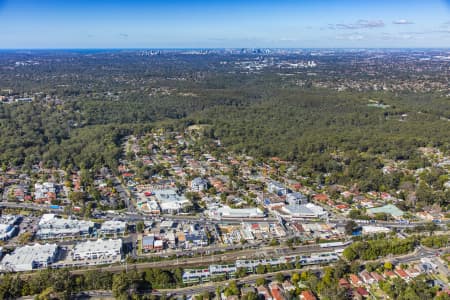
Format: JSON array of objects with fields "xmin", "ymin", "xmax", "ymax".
[
  {"xmin": 393, "ymin": 19, "xmax": 414, "ymax": 25},
  {"xmin": 333, "ymin": 20, "xmax": 384, "ymax": 30},
  {"xmin": 336, "ymin": 33, "xmax": 365, "ymax": 40}
]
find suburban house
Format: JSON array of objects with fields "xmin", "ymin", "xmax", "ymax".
[{"xmin": 349, "ymin": 274, "xmax": 363, "ymax": 286}]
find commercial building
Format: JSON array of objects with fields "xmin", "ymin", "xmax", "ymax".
[
  {"xmin": 153, "ymin": 189, "xmax": 191, "ymax": 213},
  {"xmin": 99, "ymin": 220, "xmax": 127, "ymax": 235},
  {"xmin": 209, "ymin": 205, "xmax": 265, "ymax": 219},
  {"xmin": 185, "ymin": 233, "xmax": 208, "ymax": 247},
  {"xmin": 72, "ymin": 239, "xmax": 122, "ymax": 260},
  {"xmin": 0, "ymin": 215, "xmax": 20, "ymax": 241},
  {"xmin": 281, "ymin": 203, "xmax": 328, "ymax": 219},
  {"xmin": 362, "ymin": 225, "xmax": 391, "ymax": 235},
  {"xmin": 36, "ymin": 214, "xmax": 94, "ymax": 239},
  {"xmin": 0, "ymin": 243, "xmax": 59, "ymax": 272}
]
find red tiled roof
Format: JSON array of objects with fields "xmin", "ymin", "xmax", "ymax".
[
  {"xmin": 370, "ymin": 272, "xmax": 384, "ymax": 282},
  {"xmin": 336, "ymin": 204, "xmax": 349, "ymax": 210},
  {"xmin": 300, "ymin": 290, "xmax": 317, "ymax": 300},
  {"xmin": 313, "ymin": 194, "xmax": 329, "ymax": 202},
  {"xmin": 395, "ymin": 268, "xmax": 409, "ymax": 279},
  {"xmin": 355, "ymin": 287, "xmax": 369, "ymax": 297},
  {"xmin": 269, "ymin": 284, "xmax": 285, "ymax": 300},
  {"xmin": 349, "ymin": 274, "xmax": 362, "ymax": 285},
  {"xmin": 339, "ymin": 278, "xmax": 351, "ymax": 288},
  {"xmin": 384, "ymin": 270, "xmax": 397, "ymax": 278},
  {"xmin": 359, "ymin": 270, "xmax": 373, "ymax": 283}
]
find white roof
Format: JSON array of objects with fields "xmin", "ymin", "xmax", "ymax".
[
  {"xmin": 73, "ymin": 239, "xmax": 122, "ymax": 254},
  {"xmin": 214, "ymin": 205, "xmax": 264, "ymax": 218},
  {"xmin": 101, "ymin": 220, "xmax": 127, "ymax": 231},
  {"xmin": 153, "ymin": 189, "xmax": 191, "ymax": 210},
  {"xmin": 38, "ymin": 214, "xmax": 94, "ymax": 230},
  {"xmin": 362, "ymin": 225, "xmax": 391, "ymax": 234},
  {"xmin": 153, "ymin": 189, "xmax": 190, "ymax": 204},
  {"xmin": 40, "ymin": 213, "xmax": 56, "ymax": 222},
  {"xmin": 37, "ymin": 214, "xmax": 94, "ymax": 237},
  {"xmin": 282, "ymin": 203, "xmax": 327, "ymax": 217},
  {"xmin": 0, "ymin": 243, "xmax": 58, "ymax": 271}
]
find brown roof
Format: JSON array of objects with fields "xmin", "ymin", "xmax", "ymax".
[
  {"xmin": 349, "ymin": 274, "xmax": 362, "ymax": 285},
  {"xmin": 395, "ymin": 268, "xmax": 409, "ymax": 279},
  {"xmin": 384, "ymin": 270, "xmax": 397, "ymax": 278},
  {"xmin": 370, "ymin": 272, "xmax": 384, "ymax": 282},
  {"xmin": 359, "ymin": 270, "xmax": 373, "ymax": 283},
  {"xmin": 300, "ymin": 290, "xmax": 317, "ymax": 300},
  {"xmin": 339, "ymin": 278, "xmax": 351, "ymax": 288},
  {"xmin": 355, "ymin": 287, "xmax": 369, "ymax": 297}
]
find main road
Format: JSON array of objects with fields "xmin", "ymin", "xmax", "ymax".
[{"xmin": 3, "ymin": 201, "xmax": 446, "ymax": 230}]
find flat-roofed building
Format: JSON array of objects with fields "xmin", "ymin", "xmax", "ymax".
[
  {"xmin": 281, "ymin": 203, "xmax": 327, "ymax": 219},
  {"xmin": 99, "ymin": 220, "xmax": 127, "ymax": 235},
  {"xmin": 209, "ymin": 205, "xmax": 265, "ymax": 219},
  {"xmin": 153, "ymin": 189, "xmax": 191, "ymax": 213},
  {"xmin": 36, "ymin": 214, "xmax": 94, "ymax": 239},
  {"xmin": 0, "ymin": 243, "xmax": 59, "ymax": 271},
  {"xmin": 72, "ymin": 239, "xmax": 122, "ymax": 260},
  {"xmin": 185, "ymin": 233, "xmax": 208, "ymax": 247}
]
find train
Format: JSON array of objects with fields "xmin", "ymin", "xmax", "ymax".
[{"xmin": 182, "ymin": 251, "xmax": 340, "ymax": 283}]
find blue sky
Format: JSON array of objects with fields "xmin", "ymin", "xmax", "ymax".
[{"xmin": 1, "ymin": 0, "xmax": 450, "ymax": 48}]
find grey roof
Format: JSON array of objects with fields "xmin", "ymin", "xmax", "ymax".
[{"xmin": 142, "ymin": 235, "xmax": 155, "ymax": 246}]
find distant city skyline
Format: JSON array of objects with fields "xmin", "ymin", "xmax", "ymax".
[{"xmin": 1, "ymin": 0, "xmax": 450, "ymax": 48}]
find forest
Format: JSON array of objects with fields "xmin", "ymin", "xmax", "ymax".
[{"xmin": 0, "ymin": 50, "xmax": 449, "ymax": 210}]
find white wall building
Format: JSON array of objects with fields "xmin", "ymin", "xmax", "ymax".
[
  {"xmin": 0, "ymin": 215, "xmax": 20, "ymax": 241},
  {"xmin": 190, "ymin": 177, "xmax": 208, "ymax": 192},
  {"xmin": 0, "ymin": 243, "xmax": 59, "ymax": 272},
  {"xmin": 209, "ymin": 205, "xmax": 265, "ymax": 219},
  {"xmin": 72, "ymin": 239, "xmax": 122, "ymax": 260},
  {"xmin": 99, "ymin": 220, "xmax": 127, "ymax": 235},
  {"xmin": 281, "ymin": 203, "xmax": 328, "ymax": 219},
  {"xmin": 37, "ymin": 214, "xmax": 94, "ymax": 239},
  {"xmin": 34, "ymin": 182, "xmax": 56, "ymax": 199},
  {"xmin": 153, "ymin": 189, "xmax": 191, "ymax": 213},
  {"xmin": 267, "ymin": 181, "xmax": 288, "ymax": 196},
  {"xmin": 362, "ymin": 225, "xmax": 391, "ymax": 235},
  {"xmin": 286, "ymin": 192, "xmax": 308, "ymax": 205}
]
